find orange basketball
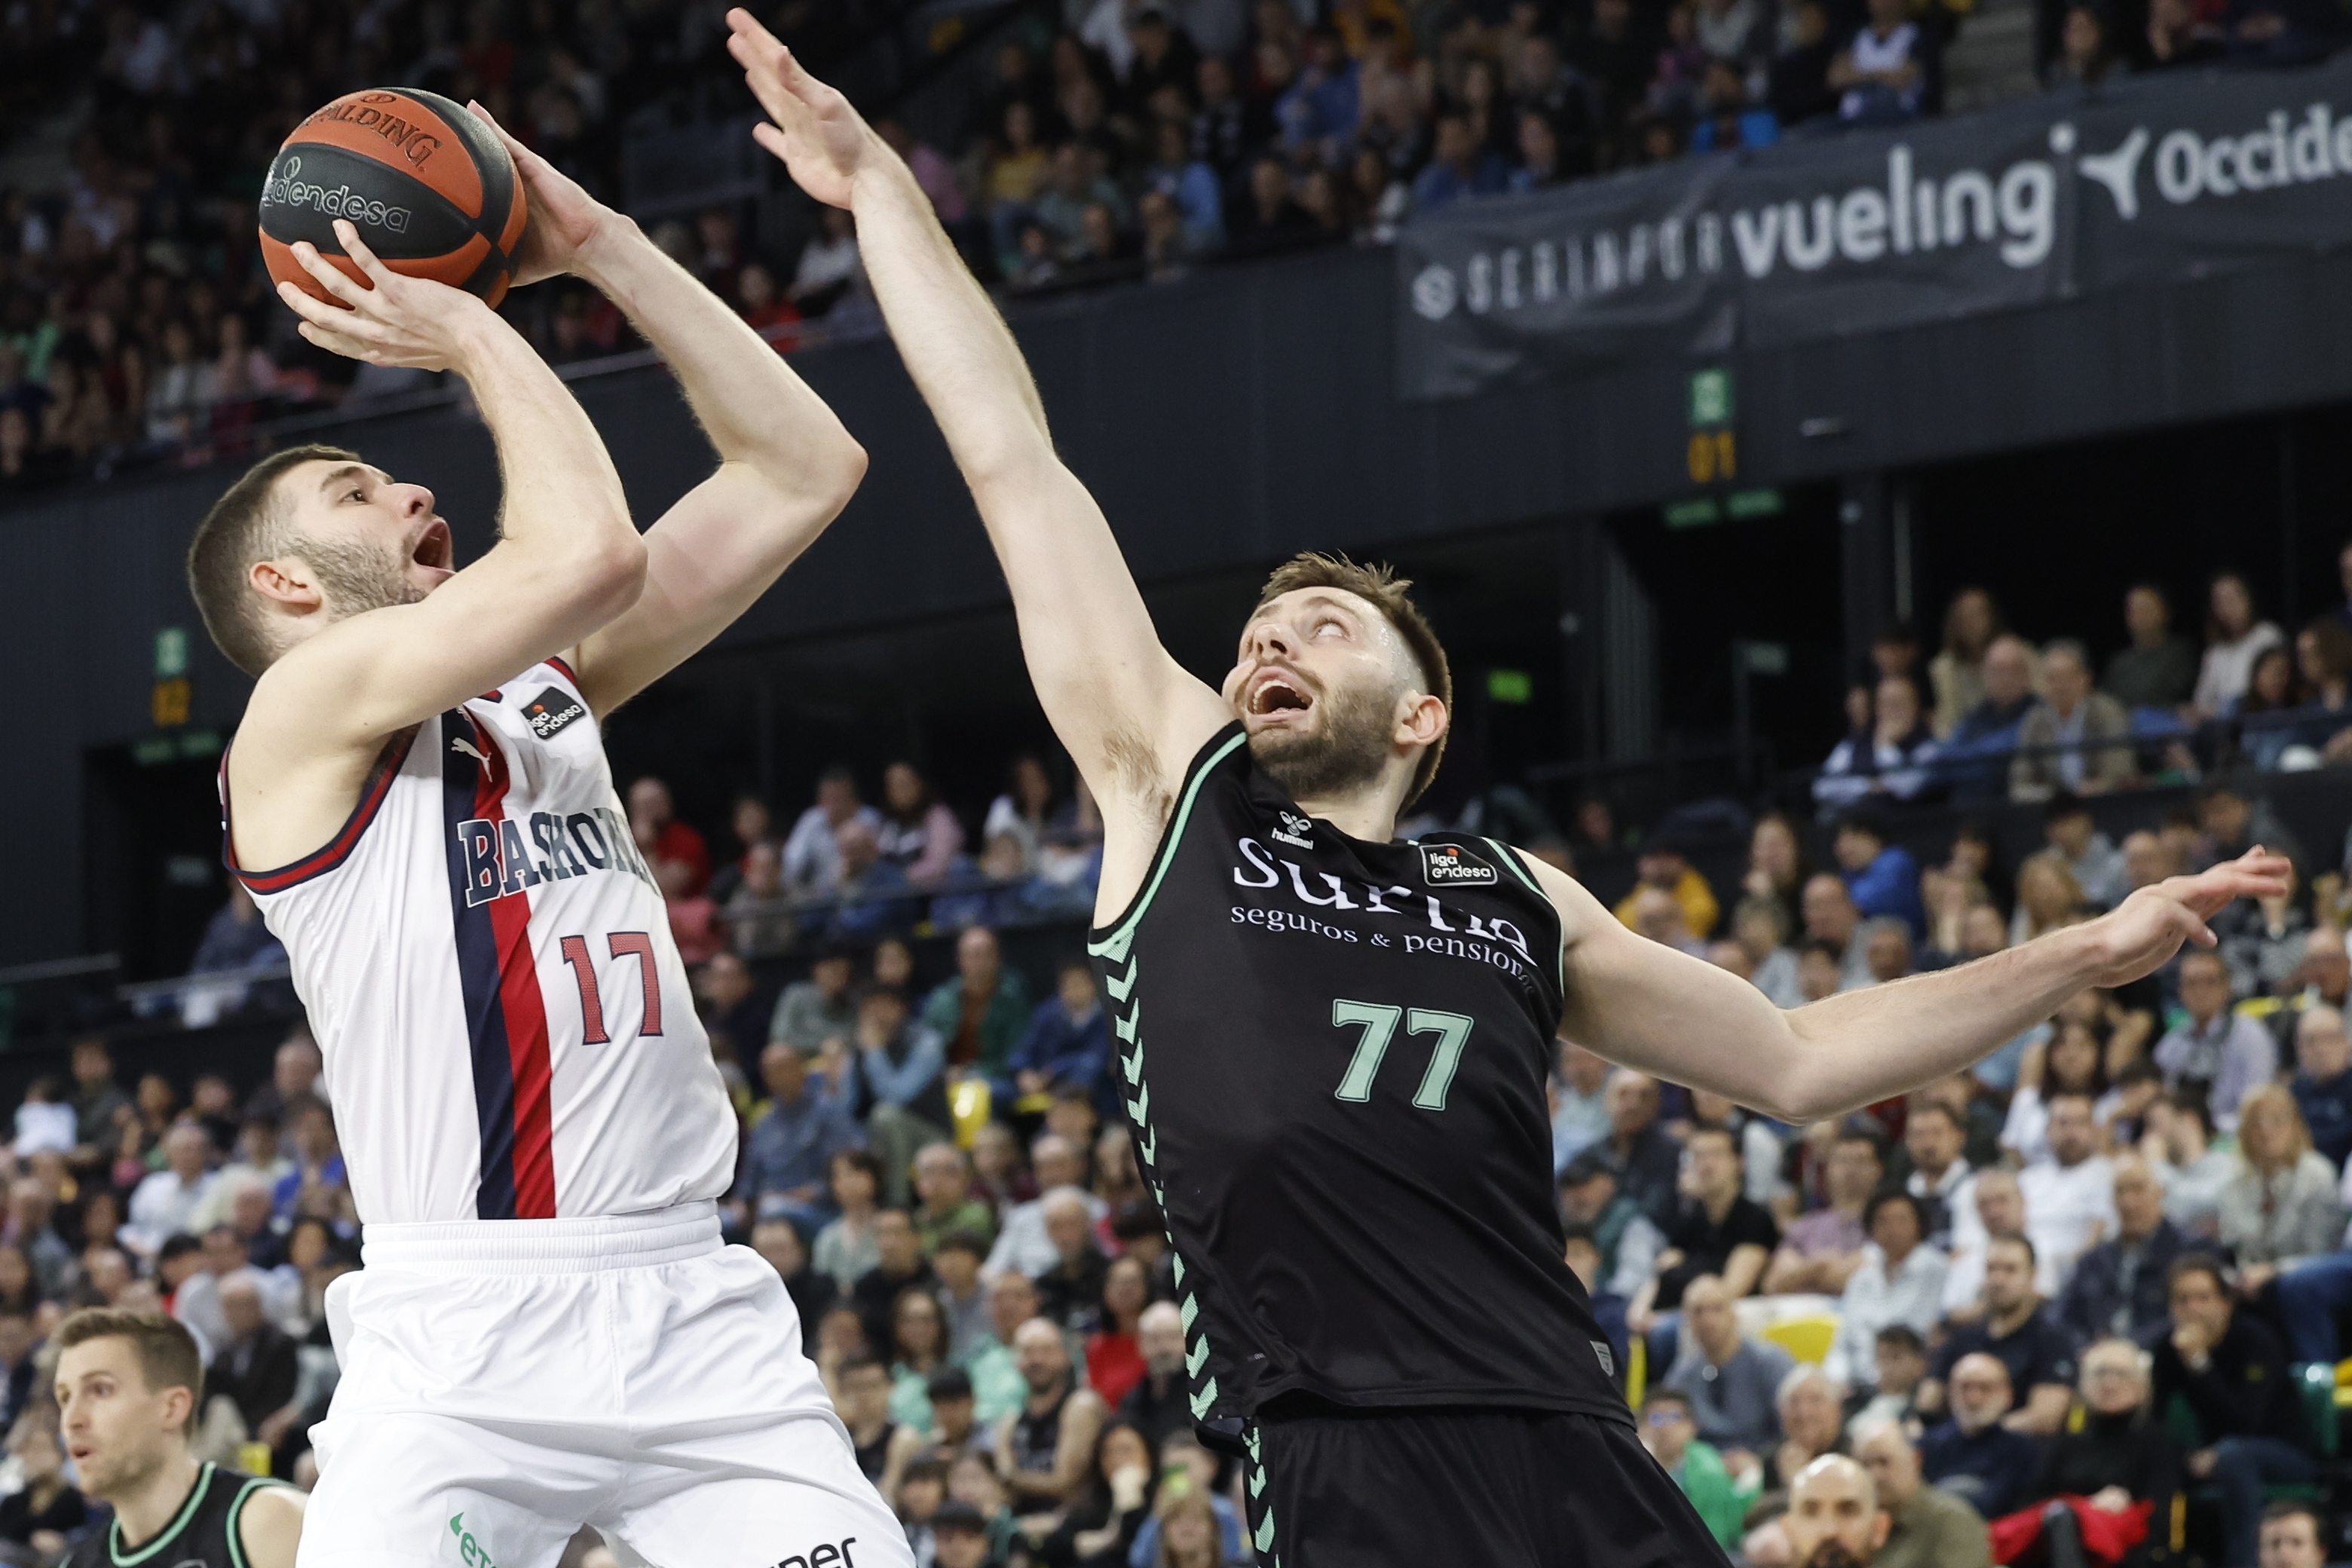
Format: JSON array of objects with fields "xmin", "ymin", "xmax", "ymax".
[{"xmin": 259, "ymin": 87, "xmax": 528, "ymax": 309}]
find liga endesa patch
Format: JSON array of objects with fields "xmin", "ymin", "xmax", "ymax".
[
  {"xmin": 520, "ymin": 686, "xmax": 587, "ymax": 740},
  {"xmin": 1419, "ymin": 843, "xmax": 1499, "ymax": 888}
]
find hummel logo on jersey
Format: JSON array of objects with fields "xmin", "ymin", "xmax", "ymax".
[
  {"xmin": 521, "ymin": 686, "xmax": 586, "ymax": 740},
  {"xmin": 1270, "ymin": 810, "xmax": 1315, "ymax": 850},
  {"xmin": 1420, "ymin": 844, "xmax": 1499, "ymax": 887}
]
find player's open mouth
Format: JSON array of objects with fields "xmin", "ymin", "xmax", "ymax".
[
  {"xmin": 1248, "ymin": 672, "xmax": 1312, "ymax": 717},
  {"xmin": 410, "ymin": 518, "xmax": 453, "ymax": 573}
]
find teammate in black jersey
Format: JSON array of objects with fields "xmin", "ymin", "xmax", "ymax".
[
  {"xmin": 56, "ymin": 1309, "xmax": 304, "ymax": 1568},
  {"xmin": 727, "ymin": 22, "xmax": 2290, "ymax": 1563}
]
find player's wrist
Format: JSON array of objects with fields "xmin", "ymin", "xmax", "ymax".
[{"xmin": 569, "ymin": 211, "xmax": 645, "ymax": 288}]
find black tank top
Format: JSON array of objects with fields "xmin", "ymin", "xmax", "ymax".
[
  {"xmin": 1089, "ymin": 724, "xmax": 1628, "ymax": 1431},
  {"xmin": 1012, "ymin": 1383, "xmax": 1070, "ymax": 1474},
  {"xmin": 68, "ymin": 1462, "xmax": 289, "ymax": 1568}
]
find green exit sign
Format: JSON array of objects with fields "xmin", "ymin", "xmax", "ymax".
[
  {"xmin": 1487, "ymin": 669, "xmax": 1533, "ymax": 705},
  {"xmin": 1689, "ymin": 368, "xmax": 1733, "ymax": 428}
]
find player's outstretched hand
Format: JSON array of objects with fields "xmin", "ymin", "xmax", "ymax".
[
  {"xmin": 2081, "ymin": 845, "xmax": 2292, "ymax": 988},
  {"xmin": 725, "ymin": 8, "xmax": 884, "ymax": 208},
  {"xmin": 277, "ymin": 219, "xmax": 490, "ymax": 372},
  {"xmin": 466, "ymin": 100, "xmax": 611, "ymax": 287}
]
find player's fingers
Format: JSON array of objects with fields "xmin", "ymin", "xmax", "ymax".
[
  {"xmin": 295, "ymin": 319, "xmax": 374, "ymax": 360},
  {"xmin": 469, "ymin": 100, "xmax": 551, "ymax": 176},
  {"xmin": 276, "ymin": 277, "xmax": 360, "ymax": 326},
  {"xmin": 332, "ymin": 220, "xmax": 396, "ymax": 289},
  {"xmin": 750, "ymin": 121, "xmax": 793, "ymax": 162},
  {"xmin": 288, "ymin": 241, "xmax": 369, "ymax": 307}
]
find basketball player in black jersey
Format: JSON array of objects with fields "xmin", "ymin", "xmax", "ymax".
[
  {"xmin": 54, "ymin": 1309, "xmax": 304, "ymax": 1567},
  {"xmin": 728, "ymin": 19, "xmax": 2289, "ymax": 1563}
]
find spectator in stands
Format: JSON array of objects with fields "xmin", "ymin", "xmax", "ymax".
[
  {"xmin": 2153, "ymin": 950, "xmax": 2277, "ymax": 1132},
  {"xmin": 66, "ymin": 1037, "xmax": 130, "ymax": 1167},
  {"xmin": 997, "ymin": 1318, "xmax": 1107, "ymax": 1510},
  {"xmin": 2059, "ymin": 1154, "xmax": 2187, "ymax": 1343},
  {"xmin": 989, "ymin": 1135, "xmax": 1102, "ymax": 1279},
  {"xmin": 121, "ymin": 1123, "xmax": 214, "ymax": 1262},
  {"xmin": 2228, "ymin": 648, "xmax": 2298, "ymax": 763},
  {"xmin": 1816, "ymin": 678, "xmax": 1941, "ymax": 811},
  {"xmin": 754, "ymin": 1217, "xmax": 834, "ymax": 1346},
  {"xmin": 2014, "ymin": 1337, "xmax": 2181, "ymax": 1558},
  {"xmin": 1941, "ymin": 637, "xmax": 2041, "ymax": 804},
  {"xmin": 1850, "ymin": 1324, "xmax": 1932, "ymax": 1438},
  {"xmin": 2259, "ymin": 1502, "xmax": 2327, "ymax": 1568},
  {"xmin": 1930, "ymin": 590, "xmax": 2004, "ymax": 738},
  {"xmin": 1004, "ymin": 959, "xmax": 1110, "ymax": 1127},
  {"xmin": 849, "ymin": 984, "xmax": 951, "ymax": 1208},
  {"xmin": 2013, "ymin": 641, "xmax": 2135, "ymax": 801},
  {"xmin": 270, "ymin": 1097, "xmax": 344, "ymax": 1223},
  {"xmin": 853, "ymin": 1211, "xmax": 936, "ymax": 1357},
  {"xmin": 1851, "ymin": 1417, "xmax": 1990, "ymax": 1568},
  {"xmin": 772, "ymin": 948, "xmax": 856, "ymax": 1060},
  {"xmin": 814, "ymin": 1150, "xmax": 885, "ymax": 1294},
  {"xmin": 2217, "ymin": 1086, "xmax": 2344, "ymax": 1297},
  {"xmin": 1634, "ymin": 1125, "xmax": 1776, "ymax": 1329},
  {"xmin": 2018, "ymin": 1091, "xmax": 2117, "ymax": 1288},
  {"xmin": 1552, "ymin": 1041, "xmax": 1615, "ymax": 1171},
  {"xmin": 2106, "ymin": 583, "xmax": 2200, "ymax": 712},
  {"xmin": 1032, "ymin": 1188, "xmax": 1110, "ymax": 1335},
  {"xmin": 1661, "ymin": 1274, "xmax": 1797, "ymax": 1456},
  {"xmin": 204, "ymin": 1271, "xmax": 297, "ymax": 1435},
  {"xmin": 1083, "ymin": 1254, "xmax": 1150, "ymax": 1407},
  {"xmin": 1925, "ymin": 1236, "xmax": 2078, "ymax": 1436},
  {"xmin": 1277, "ymin": 26, "xmax": 1362, "ymax": 165},
  {"xmin": 1771, "ymin": 1364, "xmax": 1853, "ymax": 1491},
  {"xmin": 924, "ymin": 927, "xmax": 1032, "ymax": 1085},
  {"xmin": 733, "ymin": 1042, "xmax": 862, "ymax": 1237},
  {"xmin": 1119, "ymin": 1301, "xmax": 1190, "ymax": 1454},
  {"xmin": 875, "ymin": 762, "xmax": 963, "ymax": 888},
  {"xmin": 912, "ymin": 1145, "xmax": 995, "ymax": 1260},
  {"xmin": 1629, "ymin": 887, "xmax": 1710, "ymax": 956},
  {"xmin": 1744, "ymin": 811, "xmax": 1813, "ymax": 930},
  {"xmin": 2150, "ymin": 1255, "xmax": 2314, "ymax": 1568},
  {"xmin": 2193, "ymin": 573, "xmax": 2286, "ymax": 721},
  {"xmin": 1640, "ymin": 1385, "xmax": 1756, "ymax": 1548},
  {"xmin": 1558, "ymin": 1151, "xmax": 1667, "ymax": 1297},
  {"xmin": 3, "ymin": 1180, "xmax": 71, "ymax": 1303},
  {"xmin": 1801, "ymin": 873, "xmax": 1875, "ymax": 990},
  {"xmin": 2039, "ymin": 795, "xmax": 2130, "ymax": 913},
  {"xmin": 1905, "ymin": 1100, "xmax": 1977, "ymax": 1245},
  {"xmin": 1835, "ymin": 812, "xmax": 1926, "ymax": 942},
  {"xmin": 1592, "ymin": 1072, "xmax": 1684, "ymax": 1230},
  {"xmin": 2045, "ymin": 5, "xmax": 2118, "ymax": 84},
  {"xmin": 1831, "ymin": 1192, "xmax": 1949, "ymax": 1389},
  {"xmin": 783, "ymin": 768, "xmax": 880, "ymax": 902},
  {"xmin": 1731, "ymin": 898, "xmax": 1806, "ymax": 1009},
  {"xmin": 2145, "ymin": 1090, "xmax": 2234, "ymax": 1240},
  {"xmin": 1919, "ymin": 1353, "xmax": 2043, "ymax": 1517},
  {"xmin": 2286, "ymin": 1006, "xmax": 2352, "ymax": 1168},
  {"xmin": 2148, "ymin": 0, "xmax": 2229, "ymax": 65},
  {"xmin": 1769, "ymin": 1129, "xmax": 1883, "ymax": 1295},
  {"xmin": 627, "ymin": 776, "xmax": 709, "ymax": 894},
  {"xmin": 1615, "ymin": 837, "xmax": 1721, "ymax": 942}
]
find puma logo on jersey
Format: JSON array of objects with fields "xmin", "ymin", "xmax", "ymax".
[
  {"xmin": 450, "ymin": 735, "xmax": 491, "ymax": 763},
  {"xmin": 454, "ymin": 804, "xmax": 657, "ymax": 907},
  {"xmin": 1420, "ymin": 844, "xmax": 1499, "ymax": 887},
  {"xmin": 521, "ymin": 686, "xmax": 586, "ymax": 740}
]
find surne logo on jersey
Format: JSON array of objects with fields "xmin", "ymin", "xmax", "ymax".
[
  {"xmin": 1419, "ymin": 843, "xmax": 1499, "ymax": 887},
  {"xmin": 521, "ymin": 686, "xmax": 587, "ymax": 740}
]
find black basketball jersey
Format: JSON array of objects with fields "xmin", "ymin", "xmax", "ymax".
[
  {"xmin": 68, "ymin": 1462, "xmax": 288, "ymax": 1568},
  {"xmin": 1088, "ymin": 723, "xmax": 1628, "ymax": 1433}
]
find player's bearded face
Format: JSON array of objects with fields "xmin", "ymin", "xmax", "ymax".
[
  {"xmin": 294, "ymin": 529, "xmax": 429, "ymax": 618},
  {"xmin": 1247, "ymin": 666, "xmax": 1399, "ymax": 801}
]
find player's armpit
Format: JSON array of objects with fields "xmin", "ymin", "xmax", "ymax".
[{"xmin": 237, "ymin": 1484, "xmax": 308, "ymax": 1568}]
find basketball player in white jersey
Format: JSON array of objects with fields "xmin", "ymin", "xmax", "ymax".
[{"xmin": 191, "ymin": 109, "xmax": 911, "ymax": 1568}]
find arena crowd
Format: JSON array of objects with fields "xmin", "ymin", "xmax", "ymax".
[{"xmin": 5, "ymin": 0, "xmax": 2350, "ymax": 493}]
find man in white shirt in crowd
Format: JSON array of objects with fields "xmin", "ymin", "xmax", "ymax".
[
  {"xmin": 1551, "ymin": 1041, "xmax": 1612, "ymax": 1173},
  {"xmin": 2153, "ymin": 950, "xmax": 2276, "ymax": 1132},
  {"xmin": 1831, "ymin": 1191, "xmax": 1949, "ymax": 1389},
  {"xmin": 984, "ymin": 1134, "xmax": 1105, "ymax": 1279},
  {"xmin": 2017, "ymin": 1091, "xmax": 2117, "ymax": 1292},
  {"xmin": 1943, "ymin": 1169, "xmax": 2057, "ymax": 1318},
  {"xmin": 122, "ymin": 1124, "xmax": 216, "ymax": 1263}
]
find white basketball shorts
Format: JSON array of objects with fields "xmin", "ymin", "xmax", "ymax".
[{"xmin": 295, "ymin": 1201, "xmax": 911, "ymax": 1568}]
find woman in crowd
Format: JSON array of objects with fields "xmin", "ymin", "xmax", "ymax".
[
  {"xmin": 2002, "ymin": 1018, "xmax": 2112, "ymax": 1165},
  {"xmin": 1086, "ymin": 1254, "xmax": 1152, "ymax": 1407},
  {"xmin": 1740, "ymin": 811, "xmax": 1811, "ymax": 933},
  {"xmin": 872, "ymin": 936, "xmax": 918, "ymax": 994},
  {"xmin": 1830, "ymin": 1191, "xmax": 1947, "ymax": 1388},
  {"xmin": 1033, "ymin": 1419, "xmax": 1159, "ymax": 1568},
  {"xmin": 2193, "ymin": 571, "xmax": 2285, "ymax": 720},
  {"xmin": 984, "ymin": 755, "xmax": 1061, "ymax": 873},
  {"xmin": 1931, "ymin": 587, "xmax": 2005, "ymax": 737},
  {"xmin": 2009, "ymin": 851, "xmax": 2087, "ymax": 948},
  {"xmin": 2231, "ymin": 645, "xmax": 2304, "ymax": 770},
  {"xmin": 970, "ymin": 1122, "xmax": 1032, "ymax": 1213},
  {"xmin": 2219, "ymin": 1085, "xmax": 2344, "ymax": 1293},
  {"xmin": 2286, "ymin": 615, "xmax": 2352, "ymax": 761},
  {"xmin": 2012, "ymin": 1338, "xmax": 2180, "ymax": 1561},
  {"xmin": 1814, "ymin": 675, "xmax": 1941, "ymax": 810},
  {"xmin": 0, "ymin": 1244, "xmax": 44, "ymax": 1316},
  {"xmin": 1151, "ymin": 1489, "xmax": 1238, "ymax": 1568},
  {"xmin": 879, "ymin": 761, "xmax": 966, "ymax": 889},
  {"xmin": 887, "ymin": 1286, "xmax": 951, "ymax": 1432},
  {"xmin": 815, "ymin": 1150, "xmax": 886, "ymax": 1293},
  {"xmin": 0, "ymin": 1405, "xmax": 85, "ymax": 1552}
]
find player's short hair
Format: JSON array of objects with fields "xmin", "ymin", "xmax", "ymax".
[
  {"xmin": 187, "ymin": 443, "xmax": 362, "ymax": 677},
  {"xmin": 1253, "ymin": 553, "xmax": 1453, "ymax": 805},
  {"xmin": 53, "ymin": 1309, "xmax": 204, "ymax": 1435}
]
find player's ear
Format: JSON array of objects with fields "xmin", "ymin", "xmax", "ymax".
[
  {"xmin": 1871, "ymin": 1510, "xmax": 1892, "ymax": 1551},
  {"xmin": 1394, "ymin": 691, "xmax": 1447, "ymax": 748},
  {"xmin": 162, "ymin": 1384, "xmax": 193, "ymax": 1435},
  {"xmin": 250, "ymin": 555, "xmax": 325, "ymax": 613}
]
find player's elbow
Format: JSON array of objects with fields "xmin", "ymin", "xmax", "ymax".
[{"xmin": 573, "ymin": 533, "xmax": 650, "ymax": 619}]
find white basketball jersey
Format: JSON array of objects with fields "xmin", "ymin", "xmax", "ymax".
[{"xmin": 225, "ymin": 658, "xmax": 738, "ymax": 1225}]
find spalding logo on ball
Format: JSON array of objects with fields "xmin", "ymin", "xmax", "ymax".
[{"xmin": 260, "ymin": 87, "xmax": 528, "ymax": 308}]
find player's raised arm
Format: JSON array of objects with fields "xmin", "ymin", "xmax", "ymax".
[
  {"xmin": 464, "ymin": 106, "xmax": 868, "ymax": 718},
  {"xmin": 725, "ymin": 12, "xmax": 1228, "ymax": 813},
  {"xmin": 247, "ymin": 221, "xmax": 645, "ymax": 744},
  {"xmin": 1530, "ymin": 847, "xmax": 2289, "ymax": 1122}
]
